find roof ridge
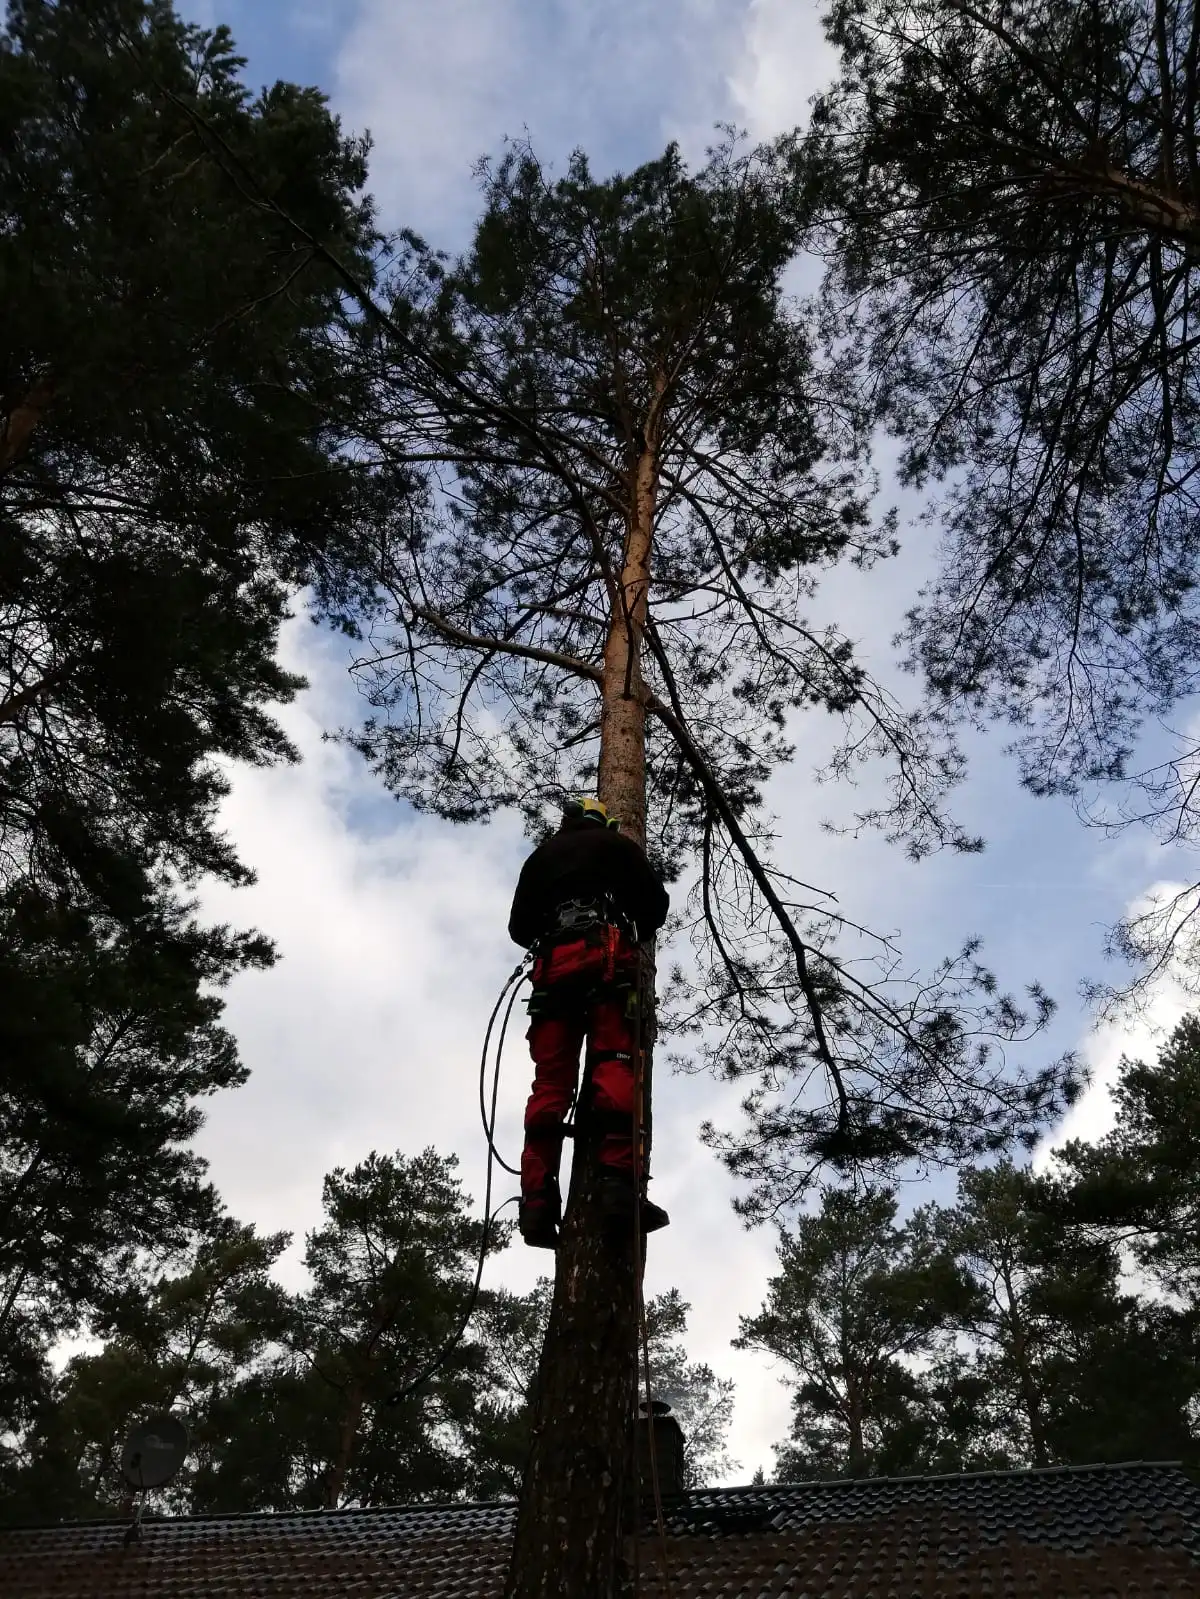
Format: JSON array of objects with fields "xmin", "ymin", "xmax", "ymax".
[
  {"xmin": 1, "ymin": 1499, "xmax": 518, "ymax": 1533},
  {"xmin": 1, "ymin": 1461, "xmax": 1190, "ymax": 1535},
  {"xmin": 685, "ymin": 1460, "xmax": 1188, "ymax": 1494}
]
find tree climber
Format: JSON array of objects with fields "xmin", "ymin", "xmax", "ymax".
[{"xmin": 508, "ymin": 797, "xmax": 671, "ymax": 1249}]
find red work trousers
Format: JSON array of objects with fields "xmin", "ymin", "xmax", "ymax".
[{"xmin": 521, "ymin": 927, "xmax": 640, "ymax": 1203}]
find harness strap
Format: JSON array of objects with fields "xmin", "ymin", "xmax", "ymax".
[
  {"xmin": 577, "ymin": 1105, "xmax": 634, "ymax": 1137},
  {"xmin": 527, "ymin": 969, "xmax": 636, "ymax": 1019},
  {"xmin": 540, "ymin": 896, "xmax": 639, "ymax": 947}
]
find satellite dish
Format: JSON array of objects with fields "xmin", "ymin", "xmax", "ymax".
[
  {"xmin": 639, "ymin": 1398, "xmax": 673, "ymax": 1416},
  {"xmin": 120, "ymin": 1414, "xmax": 190, "ymax": 1491}
]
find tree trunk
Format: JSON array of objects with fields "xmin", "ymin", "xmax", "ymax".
[
  {"xmin": 0, "ymin": 658, "xmax": 75, "ymax": 728},
  {"xmin": 0, "ymin": 1266, "xmax": 29, "ymax": 1339},
  {"xmin": 1010, "ymin": 1333, "xmax": 1049, "ymax": 1467},
  {"xmin": 503, "ymin": 433, "xmax": 660, "ymax": 1599},
  {"xmin": 325, "ymin": 1380, "xmax": 365, "ymax": 1508},
  {"xmin": 1000, "ymin": 1266, "xmax": 1049, "ymax": 1468},
  {"xmin": 0, "ymin": 375, "xmax": 55, "ymax": 470},
  {"xmin": 595, "ymin": 434, "xmax": 656, "ymax": 843},
  {"xmin": 0, "ymin": 1147, "xmax": 46, "ymax": 1252},
  {"xmin": 845, "ymin": 1377, "xmax": 866, "ymax": 1477}
]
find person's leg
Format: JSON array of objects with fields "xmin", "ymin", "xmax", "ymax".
[
  {"xmin": 587, "ymin": 991, "xmax": 669, "ymax": 1235},
  {"xmin": 586, "ymin": 992, "xmax": 637, "ymax": 1176},
  {"xmin": 520, "ymin": 1008, "xmax": 584, "ymax": 1246}
]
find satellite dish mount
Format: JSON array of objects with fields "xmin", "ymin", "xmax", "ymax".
[{"xmin": 119, "ymin": 1414, "xmax": 189, "ymax": 1547}]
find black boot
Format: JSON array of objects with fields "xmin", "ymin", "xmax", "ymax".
[
  {"xmin": 598, "ymin": 1171, "xmax": 669, "ymax": 1237},
  {"xmin": 519, "ymin": 1176, "xmax": 561, "ymax": 1250}
]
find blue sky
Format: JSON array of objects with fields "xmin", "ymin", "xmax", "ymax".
[{"xmin": 177, "ymin": 0, "xmax": 1197, "ymax": 1479}]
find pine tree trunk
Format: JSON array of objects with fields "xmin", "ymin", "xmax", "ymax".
[
  {"xmin": 595, "ymin": 435, "xmax": 655, "ymax": 841},
  {"xmin": 846, "ymin": 1379, "xmax": 866, "ymax": 1476},
  {"xmin": 503, "ymin": 433, "xmax": 660, "ymax": 1599},
  {"xmin": 0, "ymin": 375, "xmax": 55, "ymax": 470},
  {"xmin": 1007, "ymin": 1309, "xmax": 1049, "ymax": 1466},
  {"xmin": 325, "ymin": 1380, "xmax": 364, "ymax": 1508},
  {"xmin": 999, "ymin": 1263, "xmax": 1049, "ymax": 1467}
]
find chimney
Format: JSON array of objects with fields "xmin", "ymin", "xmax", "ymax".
[{"xmin": 635, "ymin": 1400, "xmax": 686, "ymax": 1498}]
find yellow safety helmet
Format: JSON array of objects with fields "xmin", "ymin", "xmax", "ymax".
[{"xmin": 564, "ymin": 795, "xmax": 620, "ymax": 829}]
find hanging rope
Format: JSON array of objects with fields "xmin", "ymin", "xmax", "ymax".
[
  {"xmin": 631, "ymin": 952, "xmax": 675, "ymax": 1598},
  {"xmin": 638, "ymin": 1294, "xmax": 675, "ymax": 1599},
  {"xmin": 480, "ymin": 956, "xmax": 532, "ymax": 1176},
  {"xmin": 383, "ymin": 956, "xmax": 528, "ymax": 1408}
]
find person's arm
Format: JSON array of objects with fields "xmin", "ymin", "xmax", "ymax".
[
  {"xmin": 612, "ymin": 833, "xmax": 669, "ymax": 936},
  {"xmin": 639, "ymin": 856, "xmax": 669, "ymax": 934},
  {"xmin": 508, "ymin": 855, "xmax": 541, "ymax": 947}
]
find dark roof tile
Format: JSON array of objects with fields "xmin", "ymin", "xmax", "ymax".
[{"xmin": 2, "ymin": 1462, "xmax": 1198, "ymax": 1597}]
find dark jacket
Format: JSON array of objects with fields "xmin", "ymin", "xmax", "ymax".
[{"xmin": 508, "ymin": 819, "xmax": 670, "ymax": 949}]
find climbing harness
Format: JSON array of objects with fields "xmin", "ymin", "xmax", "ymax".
[
  {"xmin": 527, "ymin": 904, "xmax": 639, "ymax": 1022},
  {"xmin": 525, "ymin": 916, "xmax": 643, "ymax": 1172},
  {"xmin": 548, "ymin": 894, "xmax": 638, "ymax": 941}
]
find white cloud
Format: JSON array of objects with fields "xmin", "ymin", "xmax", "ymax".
[
  {"xmin": 728, "ymin": 0, "xmax": 840, "ymax": 140},
  {"xmin": 195, "ymin": 623, "xmax": 528, "ymax": 1282},
  {"xmin": 332, "ymin": 0, "xmax": 845, "ymax": 247},
  {"xmin": 1034, "ymin": 881, "xmax": 1195, "ymax": 1165},
  {"xmin": 334, "ymin": 0, "xmax": 523, "ymax": 242},
  {"xmin": 287, "ymin": 2, "xmax": 342, "ymax": 38},
  {"xmin": 332, "ymin": 0, "xmax": 753, "ymax": 242}
]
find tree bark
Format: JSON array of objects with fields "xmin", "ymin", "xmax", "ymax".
[
  {"xmin": 0, "ymin": 658, "xmax": 75, "ymax": 728},
  {"xmin": 503, "ymin": 431, "xmax": 660, "ymax": 1599},
  {"xmin": 326, "ymin": 1379, "xmax": 365, "ymax": 1509},
  {"xmin": 0, "ymin": 1266, "xmax": 29, "ymax": 1340},
  {"xmin": 845, "ymin": 1377, "xmax": 866, "ymax": 1476},
  {"xmin": 1000, "ymin": 1265, "xmax": 1049, "ymax": 1468},
  {"xmin": 0, "ymin": 1147, "xmax": 46, "ymax": 1245},
  {"xmin": 0, "ymin": 376, "xmax": 55, "ymax": 470},
  {"xmin": 595, "ymin": 434, "xmax": 657, "ymax": 846}
]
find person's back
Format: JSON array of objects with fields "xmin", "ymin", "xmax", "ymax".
[{"xmin": 508, "ymin": 813, "xmax": 668, "ymax": 949}]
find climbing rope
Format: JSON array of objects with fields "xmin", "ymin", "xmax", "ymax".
[
  {"xmin": 631, "ymin": 954, "xmax": 675, "ymax": 1598},
  {"xmin": 383, "ymin": 956, "xmax": 529, "ymax": 1408},
  {"xmin": 479, "ymin": 956, "xmax": 532, "ymax": 1176},
  {"xmin": 638, "ymin": 1295, "xmax": 675, "ymax": 1599}
]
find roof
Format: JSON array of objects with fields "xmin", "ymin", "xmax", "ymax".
[{"xmin": 3, "ymin": 1461, "xmax": 1199, "ymax": 1597}]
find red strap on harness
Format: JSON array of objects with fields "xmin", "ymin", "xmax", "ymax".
[{"xmin": 603, "ymin": 922, "xmax": 620, "ymax": 986}]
